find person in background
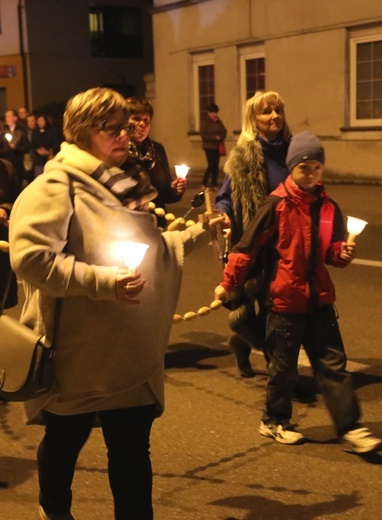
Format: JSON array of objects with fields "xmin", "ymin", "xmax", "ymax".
[
  {"xmin": 200, "ymin": 102, "xmax": 227, "ymax": 191},
  {"xmin": 9, "ymin": 87, "xmax": 214, "ymax": 520},
  {"xmin": 0, "ymin": 109, "xmax": 29, "ymax": 195},
  {"xmin": 17, "ymin": 106, "xmax": 30, "ymax": 131},
  {"xmin": 214, "ymin": 131, "xmax": 382, "ymax": 454},
  {"xmin": 124, "ymin": 96, "xmax": 186, "ymax": 229},
  {"xmin": 0, "ymin": 158, "xmax": 18, "ymax": 311},
  {"xmin": 23, "ymin": 113, "xmax": 37, "ymax": 184},
  {"xmin": 31, "ymin": 115, "xmax": 61, "ymax": 177}
]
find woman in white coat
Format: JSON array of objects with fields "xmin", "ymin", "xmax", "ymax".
[{"xmin": 10, "ymin": 87, "xmax": 211, "ymax": 520}]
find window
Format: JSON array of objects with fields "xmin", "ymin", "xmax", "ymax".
[
  {"xmin": 350, "ymin": 35, "xmax": 382, "ymax": 126},
  {"xmin": 89, "ymin": 5, "xmax": 144, "ymax": 59},
  {"xmin": 244, "ymin": 57, "xmax": 265, "ymax": 99},
  {"xmin": 192, "ymin": 53, "xmax": 215, "ymax": 131},
  {"xmin": 239, "ymin": 48, "xmax": 265, "ymax": 110}
]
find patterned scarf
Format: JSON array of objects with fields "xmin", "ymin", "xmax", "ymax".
[
  {"xmin": 128, "ymin": 138, "xmax": 156, "ymax": 171},
  {"xmin": 90, "ymin": 162, "xmax": 158, "ymax": 210}
]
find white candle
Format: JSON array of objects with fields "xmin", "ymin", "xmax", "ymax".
[
  {"xmin": 174, "ymin": 164, "xmax": 190, "ymax": 179},
  {"xmin": 121, "ymin": 241, "xmax": 149, "ymax": 272},
  {"xmin": 346, "ymin": 216, "xmax": 368, "ymax": 243}
]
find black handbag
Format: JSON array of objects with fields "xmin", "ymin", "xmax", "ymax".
[{"xmin": 0, "ymin": 263, "xmax": 62, "ymax": 402}]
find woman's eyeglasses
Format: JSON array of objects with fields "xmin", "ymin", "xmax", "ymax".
[{"xmin": 95, "ymin": 121, "xmax": 137, "ymax": 138}]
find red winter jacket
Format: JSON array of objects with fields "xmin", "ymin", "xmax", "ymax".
[{"xmin": 221, "ymin": 175, "xmax": 350, "ymax": 313}]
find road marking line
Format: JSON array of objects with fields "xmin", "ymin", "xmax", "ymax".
[
  {"xmin": 297, "ymin": 349, "xmax": 368, "ymax": 371},
  {"xmin": 252, "ymin": 347, "xmax": 369, "ymax": 371},
  {"xmin": 353, "ymin": 258, "xmax": 382, "ymax": 268}
]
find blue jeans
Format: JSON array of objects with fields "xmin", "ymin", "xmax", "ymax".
[
  {"xmin": 262, "ymin": 306, "xmax": 361, "ymax": 436},
  {"xmin": 38, "ymin": 404, "xmax": 157, "ymax": 519}
]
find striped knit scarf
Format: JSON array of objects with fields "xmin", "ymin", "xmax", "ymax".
[{"xmin": 90, "ymin": 162, "xmax": 158, "ymax": 210}]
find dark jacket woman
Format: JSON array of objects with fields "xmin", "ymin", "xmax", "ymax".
[
  {"xmin": 128, "ymin": 137, "xmax": 183, "ymax": 227},
  {"xmin": 200, "ymin": 103, "xmax": 227, "ymax": 189}
]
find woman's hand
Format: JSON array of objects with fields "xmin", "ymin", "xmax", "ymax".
[
  {"xmin": 214, "ymin": 284, "xmax": 229, "ymax": 303},
  {"xmin": 340, "ymin": 241, "xmax": 356, "ymax": 262},
  {"xmin": 36, "ymin": 146, "xmax": 50, "ymax": 157},
  {"xmin": 207, "ymin": 214, "xmax": 226, "ymax": 232},
  {"xmin": 115, "ymin": 269, "xmax": 145, "ymax": 304},
  {"xmin": 171, "ymin": 177, "xmax": 187, "ymax": 195},
  {"xmin": 213, "ymin": 211, "xmax": 231, "ymax": 228}
]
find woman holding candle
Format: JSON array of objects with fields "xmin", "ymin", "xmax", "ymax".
[
  {"xmin": 9, "ymin": 87, "xmax": 211, "ymax": 520},
  {"xmin": 125, "ymin": 96, "xmax": 187, "ymax": 228}
]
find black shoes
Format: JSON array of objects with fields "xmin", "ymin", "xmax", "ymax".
[{"xmin": 229, "ymin": 336, "xmax": 255, "ymax": 378}]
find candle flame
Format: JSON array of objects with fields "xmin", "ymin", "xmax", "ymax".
[
  {"xmin": 174, "ymin": 164, "xmax": 190, "ymax": 179},
  {"xmin": 121, "ymin": 241, "xmax": 149, "ymax": 269}
]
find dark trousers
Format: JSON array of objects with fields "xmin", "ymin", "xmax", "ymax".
[
  {"xmin": 202, "ymin": 149, "xmax": 220, "ymax": 188},
  {"xmin": 262, "ymin": 305, "xmax": 361, "ymax": 436},
  {"xmin": 38, "ymin": 404, "xmax": 157, "ymax": 519}
]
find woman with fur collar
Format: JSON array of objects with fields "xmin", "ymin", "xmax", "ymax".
[{"xmin": 214, "ymin": 91, "xmax": 291, "ymax": 379}]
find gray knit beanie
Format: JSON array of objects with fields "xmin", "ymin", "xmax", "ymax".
[{"xmin": 286, "ymin": 131, "xmax": 325, "ymax": 172}]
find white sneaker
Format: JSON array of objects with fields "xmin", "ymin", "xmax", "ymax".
[
  {"xmin": 341, "ymin": 427, "xmax": 382, "ymax": 454},
  {"xmin": 259, "ymin": 421, "xmax": 305, "ymax": 445},
  {"xmin": 39, "ymin": 505, "xmax": 75, "ymax": 520}
]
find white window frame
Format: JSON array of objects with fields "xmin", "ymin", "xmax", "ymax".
[
  {"xmin": 350, "ymin": 34, "xmax": 382, "ymax": 127},
  {"xmin": 192, "ymin": 52, "xmax": 214, "ymax": 131},
  {"xmin": 239, "ymin": 47, "xmax": 265, "ymax": 110}
]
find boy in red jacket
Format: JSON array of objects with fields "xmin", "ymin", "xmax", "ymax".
[{"xmin": 214, "ymin": 131, "xmax": 382, "ymax": 453}]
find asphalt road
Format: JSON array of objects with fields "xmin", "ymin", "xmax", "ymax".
[{"xmin": 1, "ymin": 178, "xmax": 382, "ymax": 519}]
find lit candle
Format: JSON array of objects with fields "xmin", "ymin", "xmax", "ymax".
[
  {"xmin": 120, "ymin": 241, "xmax": 149, "ymax": 273},
  {"xmin": 174, "ymin": 164, "xmax": 190, "ymax": 179},
  {"xmin": 346, "ymin": 216, "xmax": 368, "ymax": 243},
  {"xmin": 5, "ymin": 133, "xmax": 12, "ymax": 143}
]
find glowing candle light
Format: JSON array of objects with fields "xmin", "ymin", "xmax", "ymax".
[
  {"xmin": 346, "ymin": 216, "xmax": 368, "ymax": 243},
  {"xmin": 174, "ymin": 164, "xmax": 190, "ymax": 179},
  {"xmin": 121, "ymin": 241, "xmax": 149, "ymax": 272},
  {"xmin": 5, "ymin": 133, "xmax": 12, "ymax": 142}
]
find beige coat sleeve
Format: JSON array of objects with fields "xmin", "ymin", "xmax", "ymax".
[{"xmin": 9, "ymin": 171, "xmax": 117, "ymax": 300}]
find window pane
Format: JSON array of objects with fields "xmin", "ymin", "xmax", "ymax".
[
  {"xmin": 357, "ymin": 42, "xmax": 372, "ymax": 62},
  {"xmin": 89, "ymin": 6, "xmax": 143, "ymax": 59},
  {"xmin": 372, "ymin": 99, "xmax": 382, "ymax": 118},
  {"xmin": 373, "ymin": 60, "xmax": 382, "ymax": 80},
  {"xmin": 374, "ymin": 41, "xmax": 382, "ymax": 60},
  {"xmin": 372, "ymin": 79, "xmax": 382, "ymax": 98},
  {"xmin": 357, "ymin": 101, "xmax": 372, "ymax": 119},
  {"xmin": 357, "ymin": 81, "xmax": 371, "ymax": 100},
  {"xmin": 357, "ymin": 62, "xmax": 372, "ymax": 81},
  {"xmin": 245, "ymin": 57, "xmax": 265, "ymax": 99},
  {"xmin": 198, "ymin": 64, "xmax": 215, "ymax": 121},
  {"xmin": 355, "ymin": 40, "xmax": 382, "ymax": 120}
]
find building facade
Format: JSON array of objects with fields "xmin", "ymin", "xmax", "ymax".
[
  {"xmin": 151, "ymin": 0, "xmax": 382, "ymax": 181},
  {"xmin": 0, "ymin": 0, "xmax": 153, "ymax": 116}
]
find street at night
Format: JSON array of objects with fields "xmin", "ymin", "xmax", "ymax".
[{"xmin": 1, "ymin": 179, "xmax": 382, "ymax": 519}]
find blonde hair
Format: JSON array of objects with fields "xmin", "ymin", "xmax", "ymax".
[
  {"xmin": 63, "ymin": 87, "xmax": 128, "ymax": 150},
  {"xmin": 238, "ymin": 90, "xmax": 291, "ymax": 145}
]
